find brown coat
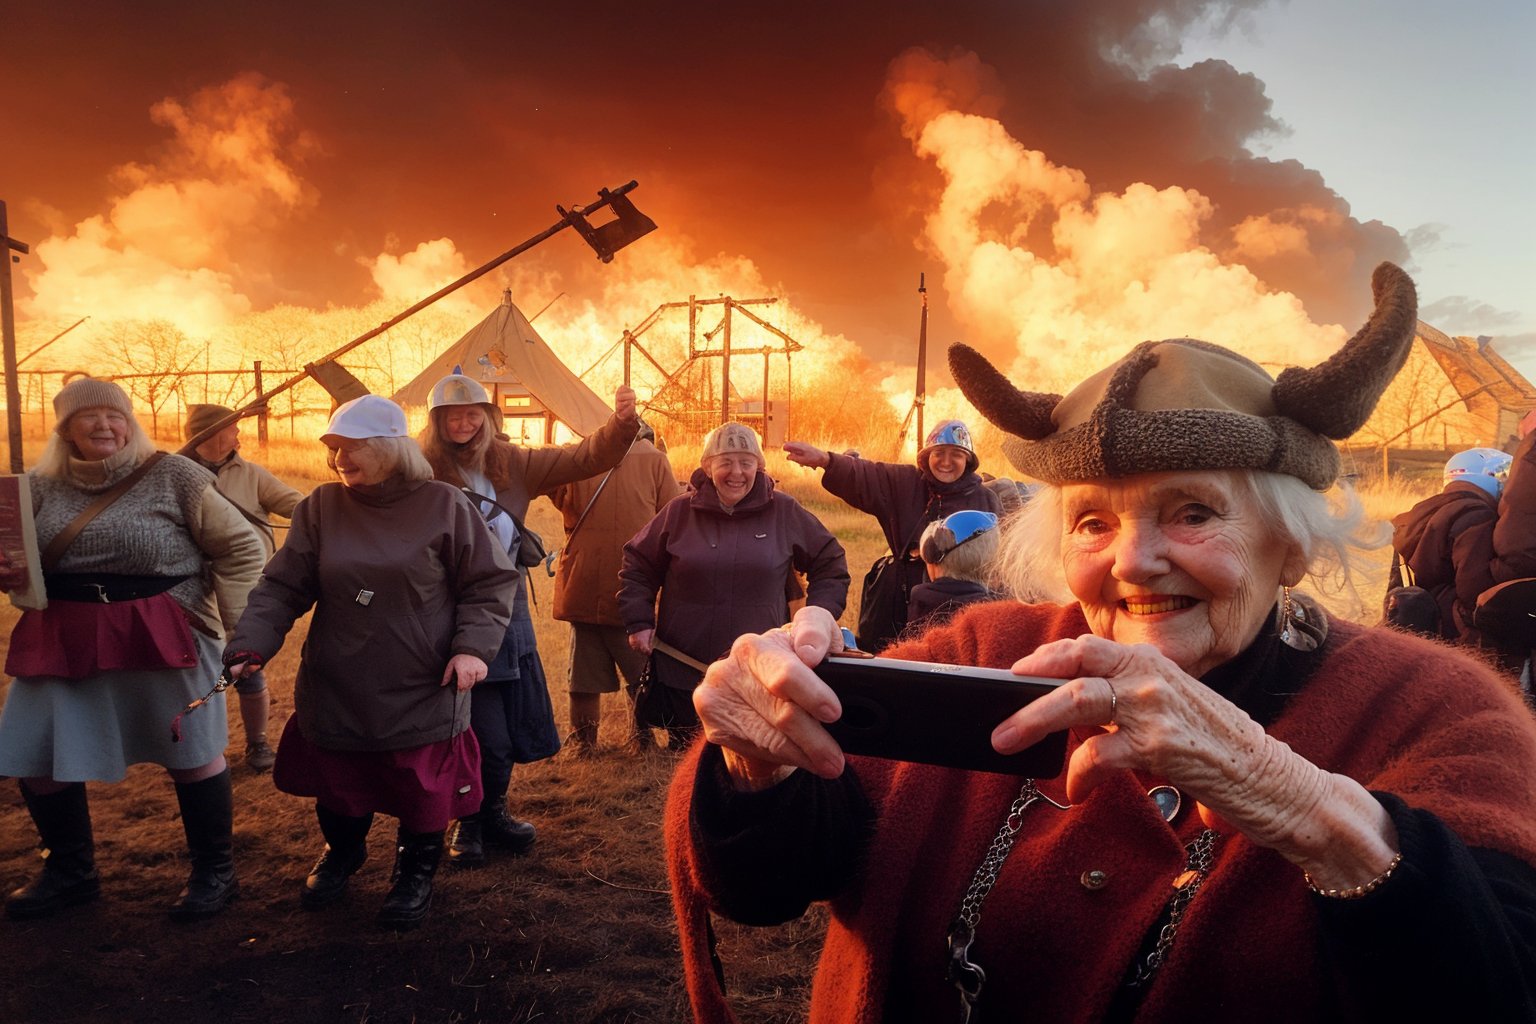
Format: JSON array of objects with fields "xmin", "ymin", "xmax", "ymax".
[
  {"xmin": 425, "ymin": 413, "xmax": 637, "ymax": 529},
  {"xmin": 549, "ymin": 438, "xmax": 680, "ymax": 625},
  {"xmin": 228, "ymin": 477, "xmax": 518, "ymax": 752}
]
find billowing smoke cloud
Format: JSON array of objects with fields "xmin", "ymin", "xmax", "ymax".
[
  {"xmin": 881, "ymin": 47, "xmax": 1350, "ymax": 399},
  {"xmin": 23, "ymin": 73, "xmax": 319, "ymax": 338}
]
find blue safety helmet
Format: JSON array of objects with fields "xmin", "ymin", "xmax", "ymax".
[
  {"xmin": 936, "ymin": 509, "xmax": 998, "ymax": 561},
  {"xmin": 917, "ymin": 419, "xmax": 979, "ymax": 474},
  {"xmin": 1444, "ymin": 447, "xmax": 1513, "ymax": 500}
]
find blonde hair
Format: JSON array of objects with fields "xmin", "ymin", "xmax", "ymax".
[
  {"xmin": 34, "ymin": 410, "xmax": 157, "ymax": 479},
  {"xmin": 993, "ymin": 469, "xmax": 1386, "ymax": 610},
  {"xmin": 325, "ymin": 435, "xmax": 434, "ymax": 483}
]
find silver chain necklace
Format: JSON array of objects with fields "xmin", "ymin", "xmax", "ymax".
[
  {"xmin": 944, "ymin": 780, "xmax": 1220, "ymax": 1022},
  {"xmin": 945, "ymin": 778, "xmax": 1069, "ymax": 1023}
]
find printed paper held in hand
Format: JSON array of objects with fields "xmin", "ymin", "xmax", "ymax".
[{"xmin": 0, "ymin": 475, "xmax": 47, "ymax": 610}]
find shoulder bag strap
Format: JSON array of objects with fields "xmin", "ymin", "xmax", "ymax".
[
  {"xmin": 461, "ymin": 487, "xmax": 534, "ymax": 540},
  {"xmin": 41, "ymin": 451, "xmax": 168, "ymax": 571}
]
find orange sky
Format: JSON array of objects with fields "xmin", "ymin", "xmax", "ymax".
[{"xmin": 1, "ymin": 0, "xmax": 1419, "ymax": 413}]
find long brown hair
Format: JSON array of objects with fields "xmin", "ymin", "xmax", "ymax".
[{"xmin": 418, "ymin": 406, "xmax": 494, "ymax": 478}]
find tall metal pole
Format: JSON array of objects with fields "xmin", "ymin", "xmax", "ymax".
[
  {"xmin": 181, "ymin": 180, "xmax": 650, "ymax": 457},
  {"xmin": 915, "ymin": 272, "xmax": 928, "ymax": 446},
  {"xmin": 721, "ymin": 298, "xmax": 733, "ymax": 423},
  {"xmin": 1, "ymin": 201, "xmax": 32, "ymax": 473}
]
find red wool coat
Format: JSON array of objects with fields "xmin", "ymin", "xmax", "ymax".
[{"xmin": 666, "ymin": 601, "xmax": 1536, "ymax": 1023}]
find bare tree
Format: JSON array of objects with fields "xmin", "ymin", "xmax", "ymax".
[
  {"xmin": 102, "ymin": 319, "xmax": 202, "ymax": 440},
  {"xmin": 1357, "ymin": 345, "xmax": 1478, "ymax": 449}
]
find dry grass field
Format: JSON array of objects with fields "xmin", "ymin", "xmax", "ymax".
[{"xmin": 0, "ymin": 435, "xmax": 1429, "ymax": 1024}]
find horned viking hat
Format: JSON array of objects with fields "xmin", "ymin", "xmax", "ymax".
[{"xmin": 950, "ymin": 262, "xmax": 1418, "ymax": 490}]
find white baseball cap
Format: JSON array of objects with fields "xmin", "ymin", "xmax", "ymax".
[{"xmin": 321, "ymin": 395, "xmax": 407, "ymax": 443}]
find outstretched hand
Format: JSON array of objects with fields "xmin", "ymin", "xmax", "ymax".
[{"xmin": 782, "ymin": 441, "xmax": 830, "ymax": 469}]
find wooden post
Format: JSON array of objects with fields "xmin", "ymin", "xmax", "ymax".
[
  {"xmin": 1, "ymin": 201, "xmax": 32, "ymax": 473},
  {"xmin": 254, "ymin": 360, "xmax": 268, "ymax": 447},
  {"xmin": 916, "ymin": 273, "xmax": 928, "ymax": 447}
]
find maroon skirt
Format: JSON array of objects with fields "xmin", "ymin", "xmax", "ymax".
[
  {"xmin": 5, "ymin": 592, "xmax": 199, "ymax": 679},
  {"xmin": 270, "ymin": 715, "xmax": 483, "ymax": 833}
]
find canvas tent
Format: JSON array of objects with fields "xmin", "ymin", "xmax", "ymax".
[{"xmin": 393, "ymin": 290, "xmax": 613, "ymax": 442}]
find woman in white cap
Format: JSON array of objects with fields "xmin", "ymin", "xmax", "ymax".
[
  {"xmin": 618, "ymin": 422, "xmax": 849, "ymax": 746},
  {"xmin": 224, "ymin": 395, "xmax": 519, "ymax": 929},
  {"xmin": 784, "ymin": 419, "xmax": 1001, "ymax": 652},
  {"xmin": 417, "ymin": 371, "xmax": 638, "ymax": 867},
  {"xmin": 0, "ymin": 377, "xmax": 264, "ymax": 922},
  {"xmin": 666, "ymin": 265, "xmax": 1536, "ymax": 1021}
]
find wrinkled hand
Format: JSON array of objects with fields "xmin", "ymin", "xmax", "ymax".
[
  {"xmin": 995, "ymin": 641, "xmax": 1333, "ymax": 859},
  {"xmin": 782, "ymin": 441, "xmax": 830, "ymax": 469},
  {"xmin": 628, "ymin": 628, "xmax": 655, "ymax": 655},
  {"xmin": 693, "ymin": 606, "xmax": 848, "ymax": 787},
  {"xmin": 614, "ymin": 385, "xmax": 638, "ymax": 425},
  {"xmin": 441, "ymin": 653, "xmax": 489, "ymax": 691}
]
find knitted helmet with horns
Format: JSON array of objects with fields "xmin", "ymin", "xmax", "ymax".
[{"xmin": 949, "ymin": 262, "xmax": 1418, "ymax": 491}]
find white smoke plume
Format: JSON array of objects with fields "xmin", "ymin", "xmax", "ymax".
[
  {"xmin": 23, "ymin": 73, "xmax": 319, "ymax": 339},
  {"xmin": 882, "ymin": 48, "xmax": 1346, "ymax": 398}
]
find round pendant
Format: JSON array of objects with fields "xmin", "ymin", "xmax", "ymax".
[{"xmin": 1147, "ymin": 785, "xmax": 1182, "ymax": 822}]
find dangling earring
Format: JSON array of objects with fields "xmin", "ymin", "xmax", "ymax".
[{"xmin": 1279, "ymin": 586, "xmax": 1294, "ymax": 644}]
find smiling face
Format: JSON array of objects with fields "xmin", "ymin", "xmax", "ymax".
[
  {"xmin": 326, "ymin": 438, "xmax": 393, "ymax": 488},
  {"xmin": 66, "ymin": 406, "xmax": 131, "ymax": 460},
  {"xmin": 926, "ymin": 445, "xmax": 968, "ymax": 484},
  {"xmin": 1059, "ymin": 470, "xmax": 1305, "ymax": 678},
  {"xmin": 706, "ymin": 453, "xmax": 759, "ymax": 507},
  {"xmin": 442, "ymin": 406, "xmax": 486, "ymax": 445}
]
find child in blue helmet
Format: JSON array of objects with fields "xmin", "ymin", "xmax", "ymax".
[
  {"xmin": 905, "ymin": 510, "xmax": 1002, "ymax": 633},
  {"xmin": 1389, "ymin": 447, "xmax": 1512, "ymax": 644},
  {"xmin": 784, "ymin": 419, "xmax": 1001, "ymax": 652}
]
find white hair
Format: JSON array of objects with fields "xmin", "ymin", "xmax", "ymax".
[{"xmin": 993, "ymin": 469, "xmax": 1387, "ymax": 614}]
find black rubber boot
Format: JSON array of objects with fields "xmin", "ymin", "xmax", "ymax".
[
  {"xmin": 481, "ymin": 806, "xmax": 537, "ymax": 854},
  {"xmin": 478, "ymin": 771, "xmax": 536, "ymax": 855},
  {"xmin": 377, "ymin": 829, "xmax": 442, "ymax": 930},
  {"xmin": 169, "ymin": 769, "xmax": 238, "ymax": 921},
  {"xmin": 5, "ymin": 782, "xmax": 101, "ymax": 920},
  {"xmin": 444, "ymin": 814, "xmax": 485, "ymax": 868},
  {"xmin": 302, "ymin": 804, "xmax": 373, "ymax": 910}
]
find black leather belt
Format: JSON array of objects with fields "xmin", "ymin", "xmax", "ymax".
[{"xmin": 44, "ymin": 573, "xmax": 190, "ymax": 603}]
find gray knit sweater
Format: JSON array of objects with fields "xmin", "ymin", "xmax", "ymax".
[{"xmin": 29, "ymin": 448, "xmax": 266, "ymax": 637}]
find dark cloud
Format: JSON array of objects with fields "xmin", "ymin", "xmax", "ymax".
[{"xmin": 0, "ymin": 0, "xmax": 1425, "ymax": 359}]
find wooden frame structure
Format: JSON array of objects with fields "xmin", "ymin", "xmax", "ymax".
[{"xmin": 582, "ymin": 295, "xmax": 804, "ymax": 445}]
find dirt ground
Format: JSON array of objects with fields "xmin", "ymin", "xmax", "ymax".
[
  {"xmin": 0, "ymin": 636, "xmax": 826, "ymax": 1024},
  {"xmin": 0, "ymin": 492, "xmax": 851, "ymax": 1024}
]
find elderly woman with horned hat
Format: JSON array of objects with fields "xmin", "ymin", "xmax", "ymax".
[{"xmin": 665, "ymin": 265, "xmax": 1536, "ymax": 1022}]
